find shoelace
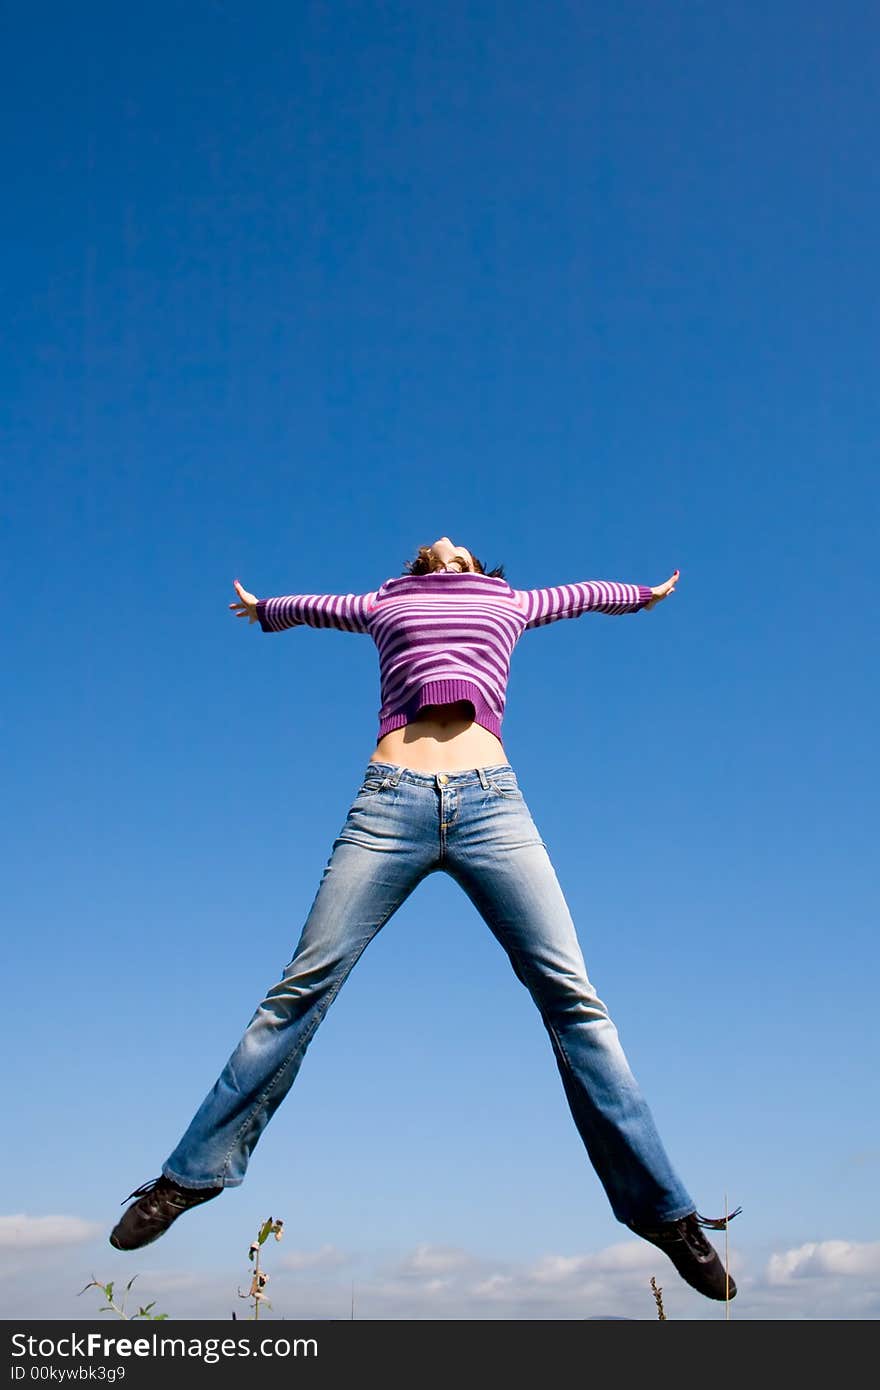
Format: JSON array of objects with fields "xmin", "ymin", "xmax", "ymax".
[
  {"xmin": 664, "ymin": 1208, "xmax": 742, "ymax": 1259},
  {"xmin": 696, "ymin": 1207, "xmax": 743, "ymax": 1230},
  {"xmin": 680, "ymin": 1208, "xmax": 743, "ymax": 1257},
  {"xmin": 121, "ymin": 1176, "xmax": 192, "ymax": 1211},
  {"xmin": 121, "ymin": 1176, "xmax": 219, "ymax": 1210},
  {"xmin": 121, "ymin": 1177, "xmax": 165, "ymax": 1205}
]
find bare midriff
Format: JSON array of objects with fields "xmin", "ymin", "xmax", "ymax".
[{"xmin": 369, "ymin": 701, "xmax": 508, "ymax": 773}]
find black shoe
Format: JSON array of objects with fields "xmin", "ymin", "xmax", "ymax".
[
  {"xmin": 630, "ymin": 1208, "xmax": 741, "ymax": 1302},
  {"xmin": 109, "ymin": 1176, "xmax": 223, "ymax": 1251}
]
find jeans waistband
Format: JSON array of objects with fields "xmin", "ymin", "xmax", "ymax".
[{"xmin": 365, "ymin": 761, "xmax": 515, "ymax": 789}]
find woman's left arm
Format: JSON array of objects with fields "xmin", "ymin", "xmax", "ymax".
[{"xmin": 514, "ymin": 570, "xmax": 679, "ymax": 629}]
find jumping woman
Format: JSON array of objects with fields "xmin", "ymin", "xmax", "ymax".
[{"xmin": 110, "ymin": 536, "xmax": 738, "ymax": 1300}]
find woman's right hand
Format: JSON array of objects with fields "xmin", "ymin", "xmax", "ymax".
[{"xmin": 230, "ymin": 579, "xmax": 259, "ymax": 623}]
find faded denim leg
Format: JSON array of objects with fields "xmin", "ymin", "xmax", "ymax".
[
  {"xmin": 162, "ymin": 768, "xmax": 436, "ymax": 1188},
  {"xmin": 445, "ymin": 768, "xmax": 695, "ymax": 1227},
  {"xmin": 162, "ymin": 759, "xmax": 694, "ymax": 1228}
]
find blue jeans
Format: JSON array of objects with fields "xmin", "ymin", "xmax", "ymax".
[{"xmin": 163, "ymin": 763, "xmax": 695, "ymax": 1226}]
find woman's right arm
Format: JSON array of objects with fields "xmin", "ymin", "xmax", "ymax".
[{"xmin": 230, "ymin": 580, "xmax": 378, "ymax": 634}]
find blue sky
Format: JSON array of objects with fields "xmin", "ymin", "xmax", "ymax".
[{"xmin": 4, "ymin": 1, "xmax": 878, "ymax": 1321}]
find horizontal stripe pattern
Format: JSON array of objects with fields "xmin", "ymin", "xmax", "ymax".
[
  {"xmin": 257, "ymin": 571, "xmax": 652, "ymax": 738},
  {"xmin": 517, "ymin": 580, "xmax": 653, "ymax": 627},
  {"xmin": 257, "ymin": 592, "xmax": 377, "ymax": 633}
]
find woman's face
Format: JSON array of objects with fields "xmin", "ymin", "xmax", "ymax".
[{"xmin": 427, "ymin": 537, "xmax": 477, "ymax": 573}]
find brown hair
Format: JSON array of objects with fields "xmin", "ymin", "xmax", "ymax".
[{"xmin": 403, "ymin": 545, "xmax": 507, "ymax": 580}]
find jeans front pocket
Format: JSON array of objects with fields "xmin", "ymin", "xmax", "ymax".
[
  {"xmin": 356, "ymin": 774, "xmax": 390, "ymax": 797},
  {"xmin": 487, "ymin": 773, "xmax": 522, "ymax": 801}
]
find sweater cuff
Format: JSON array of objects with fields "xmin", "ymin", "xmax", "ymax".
[
  {"xmin": 256, "ymin": 599, "xmax": 273, "ymax": 632},
  {"xmin": 638, "ymin": 585, "xmax": 653, "ymax": 609}
]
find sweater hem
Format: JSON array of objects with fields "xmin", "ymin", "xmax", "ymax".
[{"xmin": 377, "ymin": 679, "xmax": 503, "ymax": 741}]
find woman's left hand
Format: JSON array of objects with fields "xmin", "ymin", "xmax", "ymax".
[{"xmin": 644, "ymin": 569, "xmax": 680, "ymax": 610}]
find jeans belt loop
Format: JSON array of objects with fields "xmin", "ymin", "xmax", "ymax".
[
  {"xmin": 477, "ymin": 766, "xmax": 490, "ymax": 790},
  {"xmin": 388, "ymin": 767, "xmax": 403, "ymax": 787}
]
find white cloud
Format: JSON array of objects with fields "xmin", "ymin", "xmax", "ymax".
[
  {"xmin": 394, "ymin": 1243, "xmax": 478, "ymax": 1278},
  {"xmin": 280, "ymin": 1244, "xmax": 352, "ymax": 1273},
  {"xmin": 3, "ymin": 1229, "xmax": 879, "ymax": 1320},
  {"xmin": 374, "ymin": 1237, "xmax": 665, "ymax": 1318},
  {"xmin": 133, "ymin": 1270, "xmax": 199, "ymax": 1294},
  {"xmin": 471, "ymin": 1273, "xmax": 517, "ymax": 1297},
  {"xmin": 530, "ymin": 1242, "xmax": 655, "ymax": 1283},
  {"xmin": 0, "ymin": 1215, "xmax": 102, "ymax": 1250},
  {"xmin": 767, "ymin": 1241, "xmax": 880, "ymax": 1284}
]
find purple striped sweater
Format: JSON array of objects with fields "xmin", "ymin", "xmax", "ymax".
[{"xmin": 256, "ymin": 570, "xmax": 654, "ymax": 741}]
